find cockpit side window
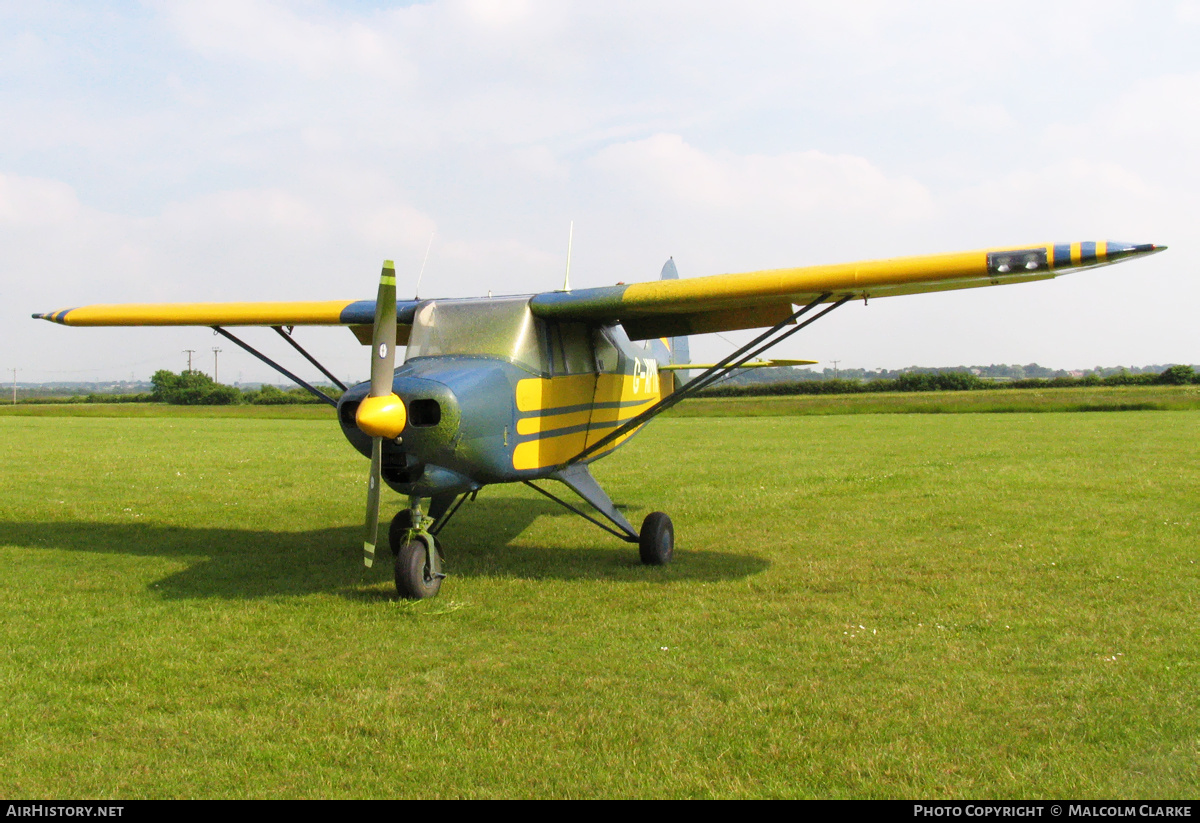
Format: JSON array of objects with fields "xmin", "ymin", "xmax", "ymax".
[{"xmin": 406, "ymin": 297, "xmax": 544, "ymax": 374}]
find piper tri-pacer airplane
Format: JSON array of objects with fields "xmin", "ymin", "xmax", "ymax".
[{"xmin": 35, "ymin": 240, "xmax": 1164, "ymax": 598}]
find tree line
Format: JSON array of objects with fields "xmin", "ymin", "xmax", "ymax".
[
  {"xmin": 697, "ymin": 365, "xmax": 1200, "ymax": 397},
  {"xmin": 13, "ymin": 364, "xmax": 1200, "ymax": 405},
  {"xmin": 149, "ymin": 370, "xmax": 337, "ymax": 405}
]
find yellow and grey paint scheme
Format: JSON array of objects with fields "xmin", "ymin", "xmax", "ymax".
[
  {"xmin": 32, "ymin": 239, "xmax": 1168, "ymax": 594},
  {"xmin": 36, "ymin": 239, "xmax": 1165, "ymax": 490}
]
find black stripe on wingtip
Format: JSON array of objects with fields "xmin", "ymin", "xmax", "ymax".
[{"xmin": 32, "ymin": 308, "xmax": 76, "ymax": 323}]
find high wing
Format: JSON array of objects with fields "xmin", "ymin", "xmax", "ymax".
[
  {"xmin": 33, "ymin": 299, "xmax": 421, "ymax": 345},
  {"xmin": 34, "ymin": 241, "xmax": 1163, "ymax": 341},
  {"xmin": 528, "ymin": 241, "xmax": 1164, "ymax": 339}
]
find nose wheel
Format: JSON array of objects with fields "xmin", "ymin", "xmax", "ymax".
[
  {"xmin": 389, "ymin": 507, "xmax": 445, "ymax": 599},
  {"xmin": 394, "ymin": 536, "xmax": 443, "ymax": 599}
]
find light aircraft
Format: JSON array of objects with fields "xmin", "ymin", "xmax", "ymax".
[{"xmin": 35, "ymin": 240, "xmax": 1164, "ymax": 598}]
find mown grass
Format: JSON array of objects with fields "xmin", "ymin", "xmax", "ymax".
[
  {"xmin": 4, "ymin": 383, "xmax": 1199, "ymax": 420},
  {"xmin": 0, "ymin": 402, "xmax": 334, "ymax": 419},
  {"xmin": 674, "ymin": 384, "xmax": 1200, "ymax": 416},
  {"xmin": 1, "ymin": 410, "xmax": 1197, "ymax": 798}
]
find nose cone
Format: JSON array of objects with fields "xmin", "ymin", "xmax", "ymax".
[
  {"xmin": 355, "ymin": 393, "xmax": 406, "ymax": 439},
  {"xmin": 338, "ymin": 376, "xmax": 461, "ymax": 461}
]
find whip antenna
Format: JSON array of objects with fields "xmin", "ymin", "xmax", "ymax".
[
  {"xmin": 414, "ymin": 230, "xmax": 435, "ymax": 300},
  {"xmin": 561, "ymin": 221, "xmax": 573, "ymax": 292}
]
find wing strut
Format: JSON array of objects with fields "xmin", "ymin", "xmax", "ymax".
[
  {"xmin": 523, "ymin": 464, "xmax": 640, "ymax": 543},
  {"xmin": 211, "ymin": 326, "xmax": 338, "ymax": 407},
  {"xmin": 272, "ymin": 326, "xmax": 347, "ymax": 391},
  {"xmin": 564, "ymin": 292, "xmax": 853, "ymax": 467}
]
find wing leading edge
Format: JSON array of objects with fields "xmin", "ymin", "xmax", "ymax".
[
  {"xmin": 528, "ymin": 241, "xmax": 1165, "ymax": 339},
  {"xmin": 33, "ymin": 241, "xmax": 1163, "ymax": 341},
  {"xmin": 33, "ymin": 299, "xmax": 419, "ymax": 327}
]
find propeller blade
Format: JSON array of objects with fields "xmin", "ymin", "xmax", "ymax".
[
  {"xmin": 370, "ymin": 261, "xmax": 397, "ymax": 398},
  {"xmin": 364, "ymin": 437, "xmax": 382, "ymax": 568},
  {"xmin": 358, "ymin": 260, "xmax": 406, "ymax": 568}
]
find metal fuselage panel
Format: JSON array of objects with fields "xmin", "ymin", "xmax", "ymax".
[{"xmin": 336, "ymin": 297, "xmax": 669, "ymax": 498}]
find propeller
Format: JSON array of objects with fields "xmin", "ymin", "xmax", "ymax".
[{"xmin": 355, "ymin": 260, "xmax": 407, "ymax": 568}]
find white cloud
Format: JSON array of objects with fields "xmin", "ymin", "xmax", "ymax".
[
  {"xmin": 0, "ymin": 29, "xmax": 51, "ymax": 75},
  {"xmin": 0, "ymin": 173, "xmax": 82, "ymax": 226},
  {"xmin": 459, "ymin": 0, "xmax": 537, "ymax": 28},
  {"xmin": 1176, "ymin": 0, "xmax": 1200, "ymax": 23},
  {"xmin": 594, "ymin": 134, "xmax": 932, "ymax": 219},
  {"xmin": 155, "ymin": 0, "xmax": 409, "ymax": 78},
  {"xmin": 5, "ymin": 2, "xmax": 1199, "ymax": 380}
]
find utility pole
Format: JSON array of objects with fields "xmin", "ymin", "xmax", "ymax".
[
  {"xmin": 831, "ymin": 360, "xmax": 840, "ymax": 380},
  {"xmin": 9, "ymin": 368, "xmax": 18, "ymax": 405},
  {"xmin": 212, "ymin": 347, "xmax": 222, "ymax": 383},
  {"xmin": 183, "ymin": 349, "xmax": 195, "ymax": 372}
]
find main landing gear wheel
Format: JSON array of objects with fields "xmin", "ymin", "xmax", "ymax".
[
  {"xmin": 395, "ymin": 537, "xmax": 442, "ymax": 600},
  {"xmin": 639, "ymin": 512, "xmax": 674, "ymax": 566}
]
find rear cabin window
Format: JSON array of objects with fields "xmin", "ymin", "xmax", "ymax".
[
  {"xmin": 593, "ymin": 329, "xmax": 621, "ymax": 374},
  {"xmin": 544, "ymin": 322, "xmax": 595, "ymax": 375}
]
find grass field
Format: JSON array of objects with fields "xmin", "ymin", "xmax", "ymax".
[
  {"xmin": 5, "ymin": 383, "xmax": 1199, "ymax": 419},
  {"xmin": 676, "ymin": 383, "xmax": 1200, "ymax": 416},
  {"xmin": 1, "ymin": 405, "xmax": 1197, "ymax": 798}
]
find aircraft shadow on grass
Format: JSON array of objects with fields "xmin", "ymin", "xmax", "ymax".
[{"xmin": 3, "ymin": 496, "xmax": 768, "ymax": 600}]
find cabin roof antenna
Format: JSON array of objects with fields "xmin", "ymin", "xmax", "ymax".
[
  {"xmin": 414, "ymin": 230, "xmax": 435, "ymax": 300},
  {"xmin": 561, "ymin": 221, "xmax": 574, "ymax": 292}
]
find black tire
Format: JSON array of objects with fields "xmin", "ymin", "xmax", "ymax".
[
  {"xmin": 395, "ymin": 537, "xmax": 442, "ymax": 600},
  {"xmin": 639, "ymin": 512, "xmax": 674, "ymax": 566},
  {"xmin": 388, "ymin": 509, "xmax": 416, "ymax": 557}
]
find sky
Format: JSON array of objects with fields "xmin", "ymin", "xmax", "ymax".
[{"xmin": 2, "ymin": 0, "xmax": 1196, "ymax": 385}]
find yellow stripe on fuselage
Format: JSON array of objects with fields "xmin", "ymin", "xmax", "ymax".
[
  {"xmin": 512, "ymin": 372, "xmax": 663, "ymax": 470},
  {"xmin": 516, "ymin": 407, "xmax": 593, "ymax": 436},
  {"xmin": 515, "ymin": 396, "xmax": 658, "ymax": 436},
  {"xmin": 513, "ymin": 427, "xmax": 641, "ymax": 470},
  {"xmin": 515, "ymin": 373, "xmax": 596, "ymax": 412}
]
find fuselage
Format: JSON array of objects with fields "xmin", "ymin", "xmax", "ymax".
[{"xmin": 337, "ymin": 295, "xmax": 672, "ymax": 498}]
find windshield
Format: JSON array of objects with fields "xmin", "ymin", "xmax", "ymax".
[{"xmin": 405, "ymin": 297, "xmax": 543, "ymax": 373}]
